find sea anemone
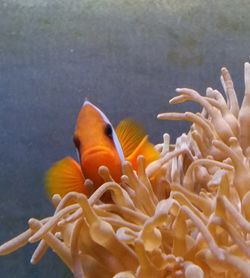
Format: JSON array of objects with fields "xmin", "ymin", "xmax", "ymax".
[{"xmin": 2, "ymin": 63, "xmax": 250, "ymax": 277}]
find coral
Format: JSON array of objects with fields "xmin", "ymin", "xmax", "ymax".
[{"xmin": 2, "ymin": 63, "xmax": 250, "ymax": 277}]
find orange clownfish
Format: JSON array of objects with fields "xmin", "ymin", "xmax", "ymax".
[{"xmin": 45, "ymin": 101, "xmax": 159, "ymax": 198}]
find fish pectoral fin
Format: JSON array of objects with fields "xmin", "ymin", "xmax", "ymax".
[
  {"xmin": 126, "ymin": 136, "xmax": 160, "ymax": 170},
  {"xmin": 115, "ymin": 118, "xmax": 146, "ymax": 158},
  {"xmin": 45, "ymin": 156, "xmax": 87, "ymax": 198}
]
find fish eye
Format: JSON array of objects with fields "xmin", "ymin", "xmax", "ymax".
[
  {"xmin": 73, "ymin": 135, "xmax": 81, "ymax": 149},
  {"xmin": 104, "ymin": 123, "xmax": 113, "ymax": 139}
]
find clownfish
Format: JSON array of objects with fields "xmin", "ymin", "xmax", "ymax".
[{"xmin": 45, "ymin": 101, "xmax": 159, "ymax": 198}]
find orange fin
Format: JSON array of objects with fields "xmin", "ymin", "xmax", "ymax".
[
  {"xmin": 127, "ymin": 136, "xmax": 160, "ymax": 170},
  {"xmin": 115, "ymin": 118, "xmax": 146, "ymax": 158},
  {"xmin": 45, "ymin": 156, "xmax": 87, "ymax": 198},
  {"xmin": 116, "ymin": 119, "xmax": 159, "ymax": 169}
]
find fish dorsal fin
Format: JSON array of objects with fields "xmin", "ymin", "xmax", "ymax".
[
  {"xmin": 45, "ymin": 156, "xmax": 87, "ymax": 198},
  {"xmin": 115, "ymin": 118, "xmax": 146, "ymax": 158}
]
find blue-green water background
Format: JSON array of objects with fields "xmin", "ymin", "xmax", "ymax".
[{"xmin": 0, "ymin": 0, "xmax": 250, "ymax": 277}]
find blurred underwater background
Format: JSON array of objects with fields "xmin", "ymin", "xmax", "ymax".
[{"xmin": 1, "ymin": 0, "xmax": 250, "ymax": 277}]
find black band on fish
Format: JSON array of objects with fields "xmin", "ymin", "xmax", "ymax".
[{"xmin": 104, "ymin": 123, "xmax": 113, "ymax": 139}]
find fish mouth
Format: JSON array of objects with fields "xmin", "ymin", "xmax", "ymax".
[{"xmin": 83, "ymin": 146, "xmax": 113, "ymax": 157}]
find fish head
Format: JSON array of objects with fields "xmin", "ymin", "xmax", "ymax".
[{"xmin": 73, "ymin": 101, "xmax": 125, "ymax": 188}]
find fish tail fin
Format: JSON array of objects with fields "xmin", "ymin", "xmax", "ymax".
[{"xmin": 45, "ymin": 156, "xmax": 87, "ymax": 198}]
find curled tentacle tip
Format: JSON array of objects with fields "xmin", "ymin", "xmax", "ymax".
[
  {"xmin": 84, "ymin": 178, "xmax": 93, "ymax": 187},
  {"xmin": 55, "ymin": 232, "xmax": 62, "ymax": 239},
  {"xmin": 184, "ymin": 112, "xmax": 190, "ymax": 117},
  {"xmin": 123, "ymin": 161, "xmax": 133, "ymax": 170},
  {"xmin": 212, "ymin": 139, "xmax": 219, "ymax": 146},
  {"xmin": 51, "ymin": 194, "xmax": 62, "ymax": 207},
  {"xmin": 123, "ymin": 160, "xmax": 130, "ymax": 166},
  {"xmin": 221, "ymin": 67, "xmax": 227, "ymax": 72},
  {"xmin": 121, "ymin": 174, "xmax": 128, "ymax": 180},
  {"xmin": 163, "ymin": 133, "xmax": 170, "ymax": 139},
  {"xmin": 84, "ymin": 178, "xmax": 94, "ymax": 195},
  {"xmin": 98, "ymin": 165, "xmax": 109, "ymax": 175},
  {"xmin": 52, "ymin": 194, "xmax": 61, "ymax": 201},
  {"xmin": 28, "ymin": 218, "xmax": 38, "ymax": 227},
  {"xmin": 206, "ymin": 88, "xmax": 214, "ymax": 96},
  {"xmin": 57, "ymin": 220, "xmax": 65, "ymax": 227},
  {"xmin": 137, "ymin": 155, "xmax": 145, "ymax": 163},
  {"xmin": 206, "ymin": 155, "xmax": 213, "ymax": 159},
  {"xmin": 98, "ymin": 165, "xmax": 113, "ymax": 182},
  {"xmin": 228, "ymin": 137, "xmax": 238, "ymax": 144}
]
